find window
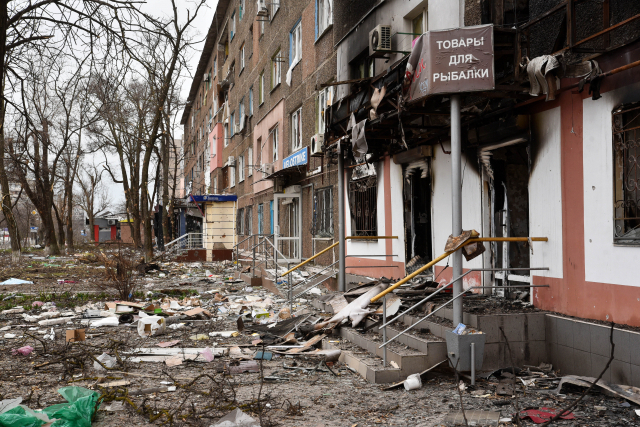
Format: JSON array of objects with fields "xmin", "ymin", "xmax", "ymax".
[
  {"xmin": 224, "ymin": 122, "xmax": 229, "ymax": 147},
  {"xmin": 237, "ymin": 207, "xmax": 244, "ymax": 235},
  {"xmin": 290, "ymin": 21, "xmax": 302, "ymax": 66},
  {"xmin": 349, "ymin": 175, "xmax": 378, "ymax": 236},
  {"xmin": 248, "ymin": 86, "xmax": 253, "ymax": 116},
  {"xmin": 317, "ymin": 0, "xmax": 333, "ymax": 36},
  {"xmin": 238, "ymin": 155, "xmax": 245, "ymax": 182},
  {"xmin": 613, "ymin": 104, "xmax": 640, "ymax": 244},
  {"xmin": 260, "ymin": 18, "xmax": 265, "ymax": 36},
  {"xmin": 258, "ymin": 203, "xmax": 264, "ymax": 234},
  {"xmin": 230, "ymin": 162, "xmax": 235, "ymax": 187},
  {"xmin": 259, "ymin": 72, "xmax": 265, "ymax": 104},
  {"xmin": 245, "ymin": 206, "xmax": 252, "ymax": 236},
  {"xmin": 271, "ymin": 49, "xmax": 281, "ymax": 89},
  {"xmin": 271, "ymin": 125, "xmax": 279, "ymax": 162},
  {"xmin": 412, "ymin": 13, "xmax": 424, "ymax": 36},
  {"xmin": 313, "ymin": 187, "xmax": 333, "ymax": 237},
  {"xmin": 317, "ymin": 86, "xmax": 333, "ymax": 133},
  {"xmin": 350, "ymin": 51, "xmax": 375, "ymax": 79},
  {"xmin": 271, "ymin": 0, "xmax": 280, "ymax": 19},
  {"xmin": 239, "ymin": 0, "xmax": 244, "ymax": 19},
  {"xmin": 247, "ymin": 147, "xmax": 253, "ymax": 176},
  {"xmin": 213, "ymin": 56, "xmax": 217, "ymax": 77},
  {"xmin": 239, "ymin": 98, "xmax": 245, "ymax": 130},
  {"xmin": 230, "ymin": 111, "xmax": 235, "ymax": 135},
  {"xmin": 230, "ymin": 11, "xmax": 236, "ymax": 40},
  {"xmin": 291, "ymin": 107, "xmax": 302, "ymax": 151},
  {"xmin": 240, "ymin": 43, "xmax": 245, "ymax": 70},
  {"xmin": 207, "ymin": 67, "xmax": 212, "ymax": 89},
  {"xmin": 213, "ymin": 176, "xmax": 218, "ymax": 194}
]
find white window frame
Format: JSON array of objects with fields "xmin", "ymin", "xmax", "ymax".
[
  {"xmin": 213, "ymin": 176, "xmax": 218, "ymax": 194},
  {"xmin": 224, "ymin": 123, "xmax": 229, "ymax": 147},
  {"xmin": 317, "ymin": 0, "xmax": 333, "ymax": 36},
  {"xmin": 271, "ymin": 0, "xmax": 280, "ymax": 20},
  {"xmin": 213, "ymin": 56, "xmax": 217, "ymax": 77},
  {"xmin": 230, "ymin": 163, "xmax": 236, "ymax": 187},
  {"xmin": 259, "ymin": 72, "xmax": 265, "ymax": 104},
  {"xmin": 271, "ymin": 49, "xmax": 281, "ymax": 89},
  {"xmin": 291, "ymin": 107, "xmax": 302, "ymax": 151},
  {"xmin": 249, "ymin": 86, "xmax": 254, "ymax": 116},
  {"xmin": 317, "ymin": 86, "xmax": 333, "ymax": 134},
  {"xmin": 247, "ymin": 147, "xmax": 253, "ymax": 176},
  {"xmin": 240, "ymin": 43, "xmax": 245, "ymax": 70},
  {"xmin": 239, "ymin": 98, "xmax": 245, "ymax": 125},
  {"xmin": 230, "ymin": 111, "xmax": 235, "ymax": 135},
  {"xmin": 291, "ymin": 21, "xmax": 302, "ymax": 66},
  {"xmin": 239, "ymin": 0, "xmax": 245, "ymax": 19},
  {"xmin": 230, "ymin": 11, "xmax": 236, "ymax": 40},
  {"xmin": 238, "ymin": 155, "xmax": 245, "ymax": 182},
  {"xmin": 272, "ymin": 126, "xmax": 279, "ymax": 162}
]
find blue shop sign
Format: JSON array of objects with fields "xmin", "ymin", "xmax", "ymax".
[
  {"xmin": 190, "ymin": 194, "xmax": 238, "ymax": 202},
  {"xmin": 283, "ymin": 147, "xmax": 308, "ymax": 169}
]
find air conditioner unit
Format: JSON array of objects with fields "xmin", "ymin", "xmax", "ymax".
[
  {"xmin": 262, "ymin": 163, "xmax": 273, "ymax": 175},
  {"xmin": 107, "ymin": 219, "xmax": 116, "ymax": 226},
  {"xmin": 256, "ymin": 0, "xmax": 268, "ymax": 16},
  {"xmin": 203, "ymin": 74, "xmax": 211, "ymax": 83},
  {"xmin": 310, "ymin": 134, "xmax": 324, "ymax": 156},
  {"xmin": 369, "ymin": 25, "xmax": 392, "ymax": 57},
  {"xmin": 284, "ymin": 185, "xmax": 301, "ymax": 194},
  {"xmin": 227, "ymin": 156, "xmax": 235, "ymax": 167}
]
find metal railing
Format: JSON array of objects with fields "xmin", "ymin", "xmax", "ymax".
[
  {"xmin": 368, "ymin": 236, "xmax": 548, "ymax": 368},
  {"xmin": 164, "ymin": 233, "xmax": 204, "ymax": 253}
]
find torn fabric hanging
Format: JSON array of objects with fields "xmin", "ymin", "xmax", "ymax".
[
  {"xmin": 347, "ymin": 113, "xmax": 368, "ymax": 163},
  {"xmin": 523, "ymin": 55, "xmax": 560, "ymax": 101}
]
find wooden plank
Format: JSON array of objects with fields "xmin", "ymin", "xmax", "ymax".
[{"xmin": 286, "ymin": 334, "xmax": 326, "ymax": 354}]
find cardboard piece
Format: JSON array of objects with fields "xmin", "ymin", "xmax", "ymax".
[{"xmin": 65, "ymin": 329, "xmax": 86, "ymax": 343}]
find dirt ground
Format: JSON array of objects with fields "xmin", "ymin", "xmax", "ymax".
[{"xmin": 1, "ymin": 249, "xmax": 639, "ymax": 426}]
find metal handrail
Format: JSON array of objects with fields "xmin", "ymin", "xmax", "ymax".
[
  {"xmin": 378, "ymin": 267, "xmax": 549, "ymax": 330},
  {"xmin": 281, "ymin": 235, "xmax": 398, "ymax": 277},
  {"xmin": 379, "ymin": 283, "xmax": 550, "ymax": 349},
  {"xmin": 370, "ymin": 236, "xmax": 548, "ymax": 303},
  {"xmin": 291, "ymin": 260, "xmax": 339, "ymax": 291}
]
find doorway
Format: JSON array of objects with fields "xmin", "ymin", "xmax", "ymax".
[
  {"xmin": 404, "ymin": 160, "xmax": 433, "ymax": 273},
  {"xmin": 274, "ymin": 192, "xmax": 302, "ymax": 262}
]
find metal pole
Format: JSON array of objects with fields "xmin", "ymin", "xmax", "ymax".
[
  {"xmin": 288, "ymin": 263, "xmax": 293, "ymax": 315},
  {"xmin": 338, "ymin": 141, "xmax": 346, "ymax": 292},
  {"xmin": 471, "ymin": 342, "xmax": 476, "ymax": 386},
  {"xmin": 382, "ymin": 294, "xmax": 387, "ymax": 367},
  {"xmin": 451, "ymin": 94, "xmax": 463, "ymax": 327}
]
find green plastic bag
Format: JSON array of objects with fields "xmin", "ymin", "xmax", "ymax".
[
  {"xmin": 0, "ymin": 387, "xmax": 99, "ymax": 427},
  {"xmin": 45, "ymin": 387, "xmax": 100, "ymax": 427}
]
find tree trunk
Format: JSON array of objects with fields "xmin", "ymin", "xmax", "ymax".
[
  {"xmin": 0, "ymin": 2, "xmax": 21, "ymax": 262},
  {"xmin": 162, "ymin": 122, "xmax": 170, "ymax": 246},
  {"xmin": 53, "ymin": 202, "xmax": 65, "ymax": 248},
  {"xmin": 65, "ymin": 180, "xmax": 74, "ymax": 253}
]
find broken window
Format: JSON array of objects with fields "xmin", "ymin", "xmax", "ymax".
[
  {"xmin": 245, "ymin": 206, "xmax": 253, "ymax": 236},
  {"xmin": 237, "ymin": 207, "xmax": 245, "ymax": 235},
  {"xmin": 313, "ymin": 187, "xmax": 333, "ymax": 237},
  {"xmin": 613, "ymin": 104, "xmax": 640, "ymax": 244},
  {"xmin": 349, "ymin": 174, "xmax": 378, "ymax": 237}
]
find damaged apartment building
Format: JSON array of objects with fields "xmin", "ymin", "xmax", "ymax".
[{"xmin": 182, "ymin": 0, "xmax": 640, "ymax": 385}]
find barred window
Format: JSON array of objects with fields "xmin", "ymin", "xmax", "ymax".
[
  {"xmin": 613, "ymin": 104, "xmax": 640, "ymax": 244},
  {"xmin": 245, "ymin": 206, "xmax": 253, "ymax": 236},
  {"xmin": 313, "ymin": 187, "xmax": 333, "ymax": 237},
  {"xmin": 349, "ymin": 175, "xmax": 378, "ymax": 236}
]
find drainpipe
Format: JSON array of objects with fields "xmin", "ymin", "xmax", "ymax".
[
  {"xmin": 338, "ymin": 141, "xmax": 346, "ymax": 292},
  {"xmin": 451, "ymin": 94, "xmax": 463, "ymax": 326}
]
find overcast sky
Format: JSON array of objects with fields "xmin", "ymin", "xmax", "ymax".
[{"xmin": 103, "ymin": 0, "xmax": 217, "ymax": 208}]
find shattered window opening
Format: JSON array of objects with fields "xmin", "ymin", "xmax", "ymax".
[
  {"xmin": 237, "ymin": 207, "xmax": 245, "ymax": 236},
  {"xmin": 613, "ymin": 104, "xmax": 640, "ymax": 245},
  {"xmin": 313, "ymin": 186, "xmax": 333, "ymax": 238}
]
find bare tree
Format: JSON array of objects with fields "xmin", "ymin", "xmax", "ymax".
[{"xmin": 77, "ymin": 163, "xmax": 111, "ymax": 242}]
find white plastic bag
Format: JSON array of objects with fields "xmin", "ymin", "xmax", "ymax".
[
  {"xmin": 94, "ymin": 352, "xmax": 117, "ymax": 370},
  {"xmin": 137, "ymin": 316, "xmax": 166, "ymax": 337}
]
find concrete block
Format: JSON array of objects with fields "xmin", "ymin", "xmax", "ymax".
[
  {"xmin": 555, "ymin": 344, "xmax": 574, "ymax": 376},
  {"xmin": 556, "ymin": 317, "xmax": 574, "ymax": 348},
  {"xmin": 572, "ymin": 320, "xmax": 591, "ymax": 353},
  {"xmin": 477, "ymin": 316, "xmax": 501, "ymax": 343},
  {"xmin": 612, "ymin": 328, "xmax": 631, "ymax": 363},
  {"xmin": 572, "ymin": 348, "xmax": 592, "ymax": 377},
  {"xmin": 590, "ymin": 324, "xmax": 612, "ymax": 358},
  {"xmin": 481, "ymin": 343, "xmax": 502, "ymax": 371},
  {"xmin": 427, "ymin": 342, "xmax": 448, "ymax": 366},
  {"xmin": 545, "ymin": 315, "xmax": 558, "ymax": 344},
  {"xmin": 590, "ymin": 353, "xmax": 612, "ymax": 383},
  {"xmin": 374, "ymin": 368, "xmax": 402, "ymax": 384},
  {"xmin": 525, "ymin": 313, "xmax": 546, "ymax": 342},
  {"xmin": 630, "ymin": 332, "xmax": 640, "ymax": 366},
  {"xmin": 631, "ymin": 364, "xmax": 640, "ymax": 388},
  {"xmin": 610, "ymin": 359, "xmax": 631, "ymax": 386}
]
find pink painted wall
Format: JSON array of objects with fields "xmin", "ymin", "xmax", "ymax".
[
  {"xmin": 253, "ymin": 100, "xmax": 284, "ymax": 194},
  {"xmin": 210, "ymin": 123, "xmax": 224, "ymax": 172}
]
